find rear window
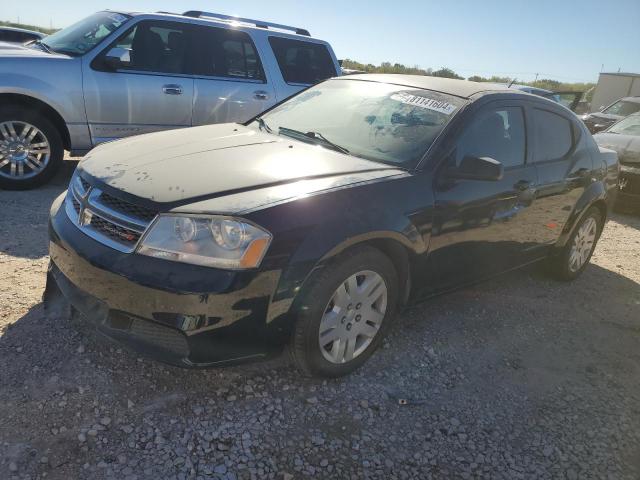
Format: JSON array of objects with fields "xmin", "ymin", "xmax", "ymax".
[
  {"xmin": 602, "ymin": 100, "xmax": 640, "ymax": 117},
  {"xmin": 533, "ymin": 109, "xmax": 573, "ymax": 162},
  {"xmin": 268, "ymin": 36, "xmax": 336, "ymax": 85}
]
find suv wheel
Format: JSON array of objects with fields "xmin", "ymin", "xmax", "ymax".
[
  {"xmin": 0, "ymin": 105, "xmax": 63, "ymax": 190},
  {"xmin": 548, "ymin": 206, "xmax": 602, "ymax": 281},
  {"xmin": 290, "ymin": 246, "xmax": 398, "ymax": 377}
]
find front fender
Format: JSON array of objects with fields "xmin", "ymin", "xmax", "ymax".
[{"xmin": 0, "ymin": 58, "xmax": 85, "ymax": 123}]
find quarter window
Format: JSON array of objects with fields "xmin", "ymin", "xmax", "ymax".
[
  {"xmin": 453, "ymin": 106, "xmax": 526, "ymax": 168},
  {"xmin": 268, "ymin": 37, "xmax": 336, "ymax": 85},
  {"xmin": 532, "ymin": 109, "xmax": 573, "ymax": 162}
]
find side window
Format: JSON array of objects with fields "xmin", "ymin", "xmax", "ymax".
[
  {"xmin": 192, "ymin": 27, "xmax": 264, "ymax": 81},
  {"xmin": 268, "ymin": 37, "xmax": 337, "ymax": 85},
  {"xmin": 109, "ymin": 21, "xmax": 191, "ymax": 74},
  {"xmin": 532, "ymin": 109, "xmax": 573, "ymax": 162},
  {"xmin": 452, "ymin": 106, "xmax": 526, "ymax": 168}
]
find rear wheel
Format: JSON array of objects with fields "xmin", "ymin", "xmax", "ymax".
[
  {"xmin": 548, "ymin": 207, "xmax": 602, "ymax": 281},
  {"xmin": 0, "ymin": 106, "xmax": 63, "ymax": 190},
  {"xmin": 290, "ymin": 246, "xmax": 398, "ymax": 377}
]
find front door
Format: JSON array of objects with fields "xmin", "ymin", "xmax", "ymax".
[
  {"xmin": 82, "ymin": 20, "xmax": 195, "ymax": 145},
  {"xmin": 418, "ymin": 102, "xmax": 540, "ymax": 296},
  {"xmin": 190, "ymin": 25, "xmax": 276, "ymax": 126}
]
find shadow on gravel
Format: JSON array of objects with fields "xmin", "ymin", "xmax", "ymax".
[
  {"xmin": 612, "ymin": 210, "xmax": 640, "ymax": 230},
  {"xmin": 0, "ymin": 159, "xmax": 77, "ymax": 260}
]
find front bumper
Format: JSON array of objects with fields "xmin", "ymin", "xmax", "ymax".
[{"xmin": 46, "ymin": 193, "xmax": 289, "ymax": 367}]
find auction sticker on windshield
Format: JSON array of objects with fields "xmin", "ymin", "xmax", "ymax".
[{"xmin": 391, "ymin": 92, "xmax": 457, "ymax": 115}]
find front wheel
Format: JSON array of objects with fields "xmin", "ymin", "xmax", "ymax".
[
  {"xmin": 547, "ymin": 206, "xmax": 603, "ymax": 281},
  {"xmin": 290, "ymin": 246, "xmax": 398, "ymax": 377},
  {"xmin": 0, "ymin": 105, "xmax": 64, "ymax": 190}
]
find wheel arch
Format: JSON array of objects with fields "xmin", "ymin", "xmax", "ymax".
[
  {"xmin": 554, "ymin": 183, "xmax": 609, "ymax": 249},
  {"xmin": 0, "ymin": 93, "xmax": 71, "ymax": 150}
]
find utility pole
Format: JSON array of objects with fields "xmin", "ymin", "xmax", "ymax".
[{"xmin": 534, "ymin": 73, "xmax": 539, "ymax": 83}]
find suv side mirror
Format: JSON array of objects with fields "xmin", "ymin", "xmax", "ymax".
[
  {"xmin": 447, "ymin": 156, "xmax": 504, "ymax": 181},
  {"xmin": 103, "ymin": 47, "xmax": 130, "ymax": 70}
]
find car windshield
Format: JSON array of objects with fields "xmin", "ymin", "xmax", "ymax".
[
  {"xmin": 254, "ymin": 79, "xmax": 466, "ymax": 166},
  {"xmin": 40, "ymin": 11, "xmax": 130, "ymax": 56},
  {"xmin": 602, "ymin": 100, "xmax": 640, "ymax": 116},
  {"xmin": 607, "ymin": 114, "xmax": 640, "ymax": 136}
]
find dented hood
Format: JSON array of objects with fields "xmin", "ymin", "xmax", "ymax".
[{"xmin": 79, "ymin": 124, "xmax": 399, "ymax": 204}]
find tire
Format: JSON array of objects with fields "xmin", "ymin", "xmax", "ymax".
[
  {"xmin": 290, "ymin": 245, "xmax": 398, "ymax": 377},
  {"xmin": 0, "ymin": 105, "xmax": 64, "ymax": 190},
  {"xmin": 547, "ymin": 206, "xmax": 603, "ymax": 281}
]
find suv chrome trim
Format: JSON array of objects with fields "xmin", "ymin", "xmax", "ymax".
[{"xmin": 65, "ymin": 176, "xmax": 155, "ymax": 253}]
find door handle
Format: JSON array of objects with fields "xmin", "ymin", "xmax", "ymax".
[
  {"xmin": 162, "ymin": 84, "xmax": 183, "ymax": 95},
  {"xmin": 253, "ymin": 90, "xmax": 269, "ymax": 100}
]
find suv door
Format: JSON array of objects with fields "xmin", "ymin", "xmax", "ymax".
[
  {"xmin": 191, "ymin": 25, "xmax": 276, "ymax": 125},
  {"xmin": 527, "ymin": 105, "xmax": 595, "ymax": 246},
  {"xmin": 421, "ymin": 102, "xmax": 539, "ymax": 294},
  {"xmin": 82, "ymin": 20, "xmax": 195, "ymax": 145}
]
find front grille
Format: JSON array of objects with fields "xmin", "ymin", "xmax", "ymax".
[
  {"xmin": 89, "ymin": 216, "xmax": 142, "ymax": 245},
  {"xmin": 621, "ymin": 173, "xmax": 640, "ymax": 195},
  {"xmin": 97, "ymin": 191, "xmax": 158, "ymax": 222},
  {"xmin": 66, "ymin": 175, "xmax": 156, "ymax": 253},
  {"xmin": 129, "ymin": 318, "xmax": 189, "ymax": 356}
]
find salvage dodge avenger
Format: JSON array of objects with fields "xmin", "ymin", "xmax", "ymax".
[{"xmin": 45, "ymin": 74, "xmax": 618, "ymax": 377}]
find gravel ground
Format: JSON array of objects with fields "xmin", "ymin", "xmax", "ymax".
[{"xmin": 1, "ymin": 159, "xmax": 639, "ymax": 480}]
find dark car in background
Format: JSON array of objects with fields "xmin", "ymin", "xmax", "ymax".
[
  {"xmin": 594, "ymin": 113, "xmax": 640, "ymax": 210},
  {"xmin": 582, "ymin": 96, "xmax": 640, "ymax": 134},
  {"xmin": 0, "ymin": 26, "xmax": 46, "ymax": 44},
  {"xmin": 46, "ymin": 75, "xmax": 618, "ymax": 377}
]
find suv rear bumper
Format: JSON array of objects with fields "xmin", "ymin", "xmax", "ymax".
[{"xmin": 47, "ymin": 192, "xmax": 288, "ymax": 367}]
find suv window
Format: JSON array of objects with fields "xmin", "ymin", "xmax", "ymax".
[
  {"xmin": 110, "ymin": 21, "xmax": 191, "ymax": 74},
  {"xmin": 532, "ymin": 109, "xmax": 573, "ymax": 162},
  {"xmin": 453, "ymin": 106, "xmax": 526, "ymax": 168},
  {"xmin": 268, "ymin": 37, "xmax": 336, "ymax": 85},
  {"xmin": 193, "ymin": 27, "xmax": 264, "ymax": 80}
]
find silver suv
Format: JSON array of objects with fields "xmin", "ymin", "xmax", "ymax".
[{"xmin": 0, "ymin": 10, "xmax": 340, "ymax": 189}]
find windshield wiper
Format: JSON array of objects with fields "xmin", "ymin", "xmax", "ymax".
[
  {"xmin": 279, "ymin": 127, "xmax": 350, "ymax": 155},
  {"xmin": 32, "ymin": 40, "xmax": 52, "ymax": 53},
  {"xmin": 256, "ymin": 116, "xmax": 273, "ymax": 134}
]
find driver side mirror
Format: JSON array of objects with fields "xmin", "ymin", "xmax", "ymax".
[
  {"xmin": 103, "ymin": 47, "xmax": 130, "ymax": 71},
  {"xmin": 447, "ymin": 156, "xmax": 504, "ymax": 181}
]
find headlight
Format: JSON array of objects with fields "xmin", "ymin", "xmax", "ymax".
[{"xmin": 137, "ymin": 215, "xmax": 272, "ymax": 269}]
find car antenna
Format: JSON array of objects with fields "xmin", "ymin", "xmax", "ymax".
[{"xmin": 508, "ymin": 78, "xmax": 517, "ymax": 88}]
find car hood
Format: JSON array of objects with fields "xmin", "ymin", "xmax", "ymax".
[
  {"xmin": 585, "ymin": 113, "xmax": 622, "ymax": 123},
  {"xmin": 79, "ymin": 124, "xmax": 402, "ymax": 206},
  {"xmin": 0, "ymin": 42, "xmax": 67, "ymax": 58},
  {"xmin": 593, "ymin": 132, "xmax": 640, "ymax": 164}
]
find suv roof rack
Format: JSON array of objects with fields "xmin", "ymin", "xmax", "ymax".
[{"xmin": 182, "ymin": 10, "xmax": 311, "ymax": 36}]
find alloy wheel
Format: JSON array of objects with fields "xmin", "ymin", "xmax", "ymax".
[
  {"xmin": 568, "ymin": 216, "xmax": 597, "ymax": 273},
  {"xmin": 318, "ymin": 270, "xmax": 387, "ymax": 364},
  {"xmin": 0, "ymin": 121, "xmax": 51, "ymax": 179}
]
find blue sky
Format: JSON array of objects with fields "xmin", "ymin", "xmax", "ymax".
[{"xmin": 2, "ymin": 0, "xmax": 639, "ymax": 83}]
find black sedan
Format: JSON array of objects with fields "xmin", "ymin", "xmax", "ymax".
[
  {"xmin": 594, "ymin": 112, "xmax": 640, "ymax": 210},
  {"xmin": 46, "ymin": 74, "xmax": 618, "ymax": 377}
]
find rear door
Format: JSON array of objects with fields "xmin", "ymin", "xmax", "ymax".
[
  {"xmin": 267, "ymin": 36, "xmax": 339, "ymax": 101},
  {"xmin": 526, "ymin": 104, "xmax": 595, "ymax": 246},
  {"xmin": 190, "ymin": 25, "xmax": 276, "ymax": 126},
  {"xmin": 82, "ymin": 20, "xmax": 195, "ymax": 144},
  {"xmin": 422, "ymin": 101, "xmax": 540, "ymax": 294}
]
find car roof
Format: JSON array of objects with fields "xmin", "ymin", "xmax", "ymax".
[{"xmin": 334, "ymin": 74, "xmax": 519, "ymax": 99}]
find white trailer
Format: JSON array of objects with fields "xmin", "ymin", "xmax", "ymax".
[{"xmin": 591, "ymin": 72, "xmax": 640, "ymax": 112}]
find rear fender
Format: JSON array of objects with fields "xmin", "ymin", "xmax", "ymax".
[{"xmin": 553, "ymin": 181, "xmax": 608, "ymax": 249}]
